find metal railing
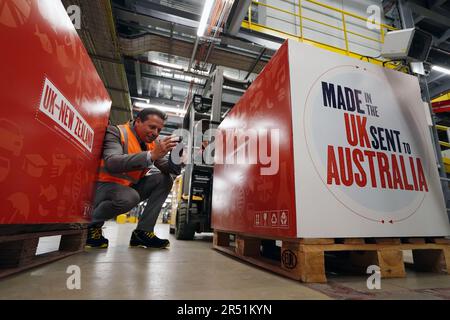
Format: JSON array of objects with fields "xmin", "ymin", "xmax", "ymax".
[
  {"xmin": 243, "ymin": 0, "xmax": 397, "ymax": 64},
  {"xmin": 436, "ymin": 125, "xmax": 450, "ymax": 149}
]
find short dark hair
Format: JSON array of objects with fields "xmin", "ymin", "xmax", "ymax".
[{"xmin": 136, "ymin": 108, "xmax": 168, "ymax": 122}]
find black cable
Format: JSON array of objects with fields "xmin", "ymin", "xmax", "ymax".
[
  {"xmin": 360, "ymin": 54, "xmax": 382, "ymax": 62},
  {"xmin": 383, "ymin": 59, "xmax": 403, "ymax": 67}
]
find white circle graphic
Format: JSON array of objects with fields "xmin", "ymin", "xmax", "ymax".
[{"xmin": 303, "ymin": 65, "xmax": 430, "ymax": 223}]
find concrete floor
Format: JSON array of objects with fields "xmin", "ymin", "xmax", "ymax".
[{"xmin": 0, "ymin": 222, "xmax": 450, "ymax": 300}]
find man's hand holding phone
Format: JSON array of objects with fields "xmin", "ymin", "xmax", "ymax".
[{"xmin": 150, "ymin": 136, "xmax": 180, "ymax": 161}]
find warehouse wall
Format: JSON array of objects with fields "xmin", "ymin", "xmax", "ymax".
[{"xmin": 256, "ymin": 0, "xmax": 386, "ymax": 57}]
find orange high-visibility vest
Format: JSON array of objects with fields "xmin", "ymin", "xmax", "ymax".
[{"xmin": 97, "ymin": 123, "xmax": 155, "ymax": 186}]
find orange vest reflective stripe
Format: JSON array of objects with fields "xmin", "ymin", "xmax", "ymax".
[{"xmin": 97, "ymin": 123, "xmax": 155, "ymax": 186}]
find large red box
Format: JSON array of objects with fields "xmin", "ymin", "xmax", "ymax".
[
  {"xmin": 0, "ymin": 1, "xmax": 111, "ymax": 224},
  {"xmin": 212, "ymin": 40, "xmax": 450, "ymax": 238}
]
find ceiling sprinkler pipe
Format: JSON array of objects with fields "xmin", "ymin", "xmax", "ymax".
[
  {"xmin": 188, "ymin": 37, "xmax": 200, "ymax": 73},
  {"xmin": 189, "ymin": 0, "xmax": 216, "ymax": 72},
  {"xmin": 203, "ymin": 0, "xmax": 234, "ymax": 66}
]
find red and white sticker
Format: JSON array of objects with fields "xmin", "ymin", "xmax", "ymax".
[{"xmin": 38, "ymin": 77, "xmax": 94, "ymax": 153}]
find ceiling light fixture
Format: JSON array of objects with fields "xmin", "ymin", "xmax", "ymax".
[
  {"xmin": 432, "ymin": 65, "xmax": 450, "ymax": 75},
  {"xmin": 134, "ymin": 102, "xmax": 187, "ymax": 115},
  {"xmin": 197, "ymin": 0, "xmax": 215, "ymax": 37},
  {"xmin": 132, "ymin": 97, "xmax": 150, "ymax": 103},
  {"xmin": 152, "ymin": 60, "xmax": 184, "ymax": 70}
]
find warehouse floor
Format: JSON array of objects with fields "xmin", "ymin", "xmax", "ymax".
[{"xmin": 0, "ymin": 222, "xmax": 450, "ymax": 299}]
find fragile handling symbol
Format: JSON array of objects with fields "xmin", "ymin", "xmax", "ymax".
[{"xmin": 280, "ymin": 211, "xmax": 288, "ymax": 226}]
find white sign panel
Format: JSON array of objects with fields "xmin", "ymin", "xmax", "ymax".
[{"xmin": 288, "ymin": 40, "xmax": 450, "ymax": 237}]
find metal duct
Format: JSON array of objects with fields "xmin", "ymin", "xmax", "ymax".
[{"xmin": 119, "ymin": 34, "xmax": 267, "ymax": 73}]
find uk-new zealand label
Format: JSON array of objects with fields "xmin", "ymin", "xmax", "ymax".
[{"xmin": 38, "ymin": 77, "xmax": 94, "ymax": 153}]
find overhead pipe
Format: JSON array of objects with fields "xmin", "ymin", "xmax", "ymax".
[
  {"xmin": 125, "ymin": 56, "xmax": 209, "ymax": 80},
  {"xmin": 203, "ymin": 0, "xmax": 234, "ymax": 66},
  {"xmin": 187, "ymin": 37, "xmax": 200, "ymax": 73},
  {"xmin": 188, "ymin": 0, "xmax": 218, "ymax": 72}
]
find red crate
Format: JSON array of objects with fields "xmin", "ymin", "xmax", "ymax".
[{"xmin": 0, "ymin": 1, "xmax": 111, "ymax": 224}]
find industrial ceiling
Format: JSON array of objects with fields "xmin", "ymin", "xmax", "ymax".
[
  {"xmin": 384, "ymin": 0, "xmax": 450, "ymax": 98},
  {"xmin": 64, "ymin": 0, "xmax": 450, "ymax": 133}
]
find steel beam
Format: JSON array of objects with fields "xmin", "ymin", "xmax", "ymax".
[
  {"xmin": 436, "ymin": 29, "xmax": 450, "ymax": 45},
  {"xmin": 89, "ymin": 54, "xmax": 122, "ymax": 64},
  {"xmin": 132, "ymin": 96, "xmax": 184, "ymax": 107},
  {"xmin": 428, "ymin": 70, "xmax": 449, "ymax": 83},
  {"xmin": 134, "ymin": 71, "xmax": 243, "ymax": 98},
  {"xmin": 111, "ymin": 104, "xmax": 132, "ymax": 111},
  {"xmin": 398, "ymin": 0, "xmax": 415, "ymax": 28},
  {"xmin": 135, "ymin": 61, "xmax": 142, "ymax": 96},
  {"xmin": 406, "ymin": 0, "xmax": 450, "ymax": 27},
  {"xmin": 140, "ymin": 72, "xmax": 204, "ymax": 88},
  {"xmin": 106, "ymin": 87, "xmax": 129, "ymax": 94},
  {"xmin": 227, "ymin": 0, "xmax": 252, "ymax": 35},
  {"xmin": 115, "ymin": 6, "xmax": 272, "ymax": 57},
  {"xmin": 114, "ymin": 6, "xmax": 195, "ymax": 37},
  {"xmin": 419, "ymin": 74, "xmax": 450, "ymax": 221},
  {"xmin": 428, "ymin": 0, "xmax": 448, "ymax": 8},
  {"xmin": 211, "ymin": 67, "xmax": 224, "ymax": 124},
  {"xmin": 124, "ymin": 56, "xmax": 209, "ymax": 80},
  {"xmin": 430, "ymin": 81, "xmax": 450, "ymax": 98},
  {"xmin": 414, "ymin": 14, "xmax": 425, "ymax": 24},
  {"xmin": 133, "ymin": 1, "xmax": 200, "ymax": 28}
]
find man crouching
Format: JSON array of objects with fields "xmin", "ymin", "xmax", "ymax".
[{"xmin": 86, "ymin": 108, "xmax": 181, "ymax": 249}]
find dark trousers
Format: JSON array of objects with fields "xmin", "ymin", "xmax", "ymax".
[{"xmin": 90, "ymin": 172, "xmax": 173, "ymax": 232}]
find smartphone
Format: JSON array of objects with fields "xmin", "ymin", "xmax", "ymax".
[{"xmin": 172, "ymin": 136, "xmax": 183, "ymax": 143}]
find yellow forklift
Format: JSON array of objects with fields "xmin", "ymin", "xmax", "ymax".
[{"xmin": 169, "ymin": 68, "xmax": 249, "ymax": 239}]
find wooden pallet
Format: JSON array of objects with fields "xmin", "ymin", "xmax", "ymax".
[
  {"xmin": 0, "ymin": 228, "xmax": 87, "ymax": 279},
  {"xmin": 213, "ymin": 230, "xmax": 450, "ymax": 283}
]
